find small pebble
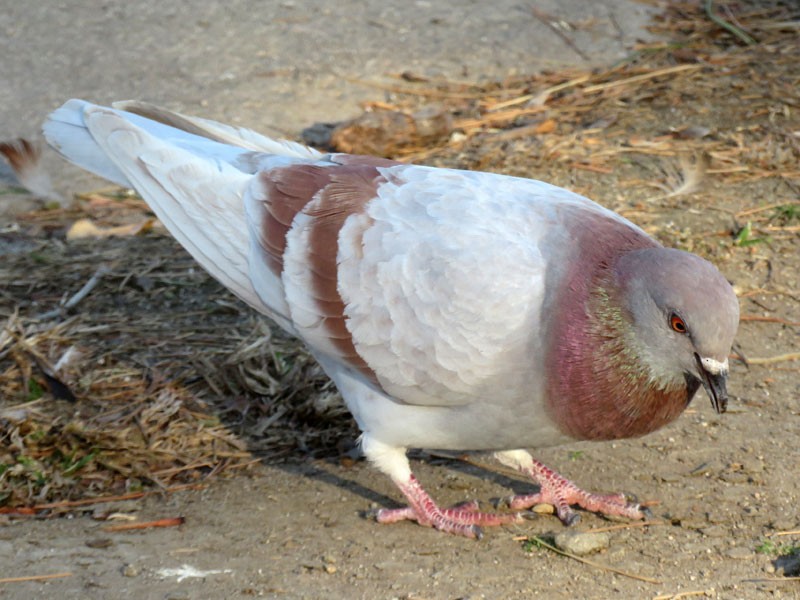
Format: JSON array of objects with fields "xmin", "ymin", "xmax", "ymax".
[
  {"xmin": 770, "ymin": 518, "xmax": 798, "ymax": 531},
  {"xmin": 699, "ymin": 525, "xmax": 728, "ymax": 538},
  {"xmin": 705, "ymin": 509, "xmax": 728, "ymax": 524},
  {"xmin": 724, "ymin": 547, "xmax": 752, "ymax": 560},
  {"xmin": 554, "ymin": 530, "xmax": 610, "ymax": 556},
  {"xmin": 779, "ymin": 554, "xmax": 800, "ymax": 576},
  {"xmin": 122, "ymin": 564, "xmax": 140, "ymax": 577},
  {"xmin": 719, "ymin": 471, "xmax": 749, "ymax": 484},
  {"xmin": 677, "ymin": 518, "xmax": 705, "ymax": 530},
  {"xmin": 532, "ymin": 504, "xmax": 554, "ymax": 515}
]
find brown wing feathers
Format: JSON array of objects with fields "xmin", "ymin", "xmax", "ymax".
[{"xmin": 258, "ymin": 158, "xmax": 399, "ymax": 380}]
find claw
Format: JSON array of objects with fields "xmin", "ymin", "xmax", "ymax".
[
  {"xmin": 507, "ymin": 459, "xmax": 647, "ymax": 523},
  {"xmin": 621, "ymin": 491, "xmax": 640, "ymax": 504},
  {"xmin": 377, "ymin": 474, "xmax": 523, "ymax": 538},
  {"xmin": 497, "ymin": 495, "xmax": 514, "ymax": 509},
  {"xmin": 452, "ymin": 499, "xmax": 481, "ymax": 512}
]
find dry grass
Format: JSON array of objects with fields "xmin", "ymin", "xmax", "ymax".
[
  {"xmin": 342, "ymin": 1, "xmax": 799, "ymax": 190},
  {"xmin": 1, "ymin": 0, "xmax": 798, "ymax": 512},
  {"xmin": 0, "ymin": 201, "xmax": 356, "ymax": 511}
]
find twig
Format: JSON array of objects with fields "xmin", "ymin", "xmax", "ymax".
[
  {"xmin": 704, "ymin": 0, "xmax": 757, "ymax": 45},
  {"xmin": 745, "ymin": 352, "xmax": 800, "ymax": 365},
  {"xmin": 0, "ymin": 483, "xmax": 204, "ymax": 515},
  {"xmin": 488, "ymin": 74, "xmax": 590, "ymax": 109},
  {"xmin": 770, "ymin": 530, "xmax": 800, "ymax": 537},
  {"xmin": 64, "ymin": 264, "xmax": 112, "ymax": 310},
  {"xmin": 221, "ymin": 457, "xmax": 263, "ymax": 471},
  {"xmin": 343, "ymin": 77, "xmax": 517, "ymax": 100},
  {"xmin": 740, "ymin": 315, "xmax": 800, "ymax": 327},
  {"xmin": 0, "ymin": 572, "xmax": 73, "ymax": 584},
  {"xmin": 35, "ymin": 264, "xmax": 111, "ymax": 319},
  {"xmin": 103, "ymin": 516, "xmax": 185, "ymax": 532},
  {"xmin": 582, "ymin": 64, "xmax": 702, "ymax": 94},
  {"xmin": 652, "ymin": 590, "xmax": 714, "ymax": 600},
  {"xmin": 74, "ymin": 186, "xmax": 131, "ymax": 200},
  {"xmin": 763, "ymin": 225, "xmax": 800, "ymax": 233},
  {"xmin": 735, "ymin": 200, "xmax": 800, "ymax": 218},
  {"xmin": 454, "ymin": 106, "xmax": 546, "ymax": 131},
  {"xmin": 531, "ymin": 7, "xmax": 590, "ymax": 62},
  {"xmin": 571, "ymin": 162, "xmax": 614, "ymax": 174},
  {"xmin": 742, "ymin": 577, "xmax": 800, "ymax": 582},
  {"xmin": 524, "ymin": 535, "xmax": 662, "ymax": 584},
  {"xmin": 738, "ymin": 288, "xmax": 800, "ymax": 303}
]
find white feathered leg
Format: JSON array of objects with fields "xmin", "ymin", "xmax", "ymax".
[{"xmin": 362, "ymin": 436, "xmax": 522, "ymax": 539}]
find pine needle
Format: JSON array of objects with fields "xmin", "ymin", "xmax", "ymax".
[
  {"xmin": 704, "ymin": 0, "xmax": 758, "ymax": 45},
  {"xmin": 745, "ymin": 352, "xmax": 800, "ymax": 365},
  {"xmin": 0, "ymin": 572, "xmax": 73, "ymax": 584},
  {"xmin": 522, "ymin": 535, "xmax": 662, "ymax": 584},
  {"xmin": 652, "ymin": 590, "xmax": 714, "ymax": 600}
]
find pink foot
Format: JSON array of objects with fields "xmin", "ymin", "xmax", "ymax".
[
  {"xmin": 376, "ymin": 475, "xmax": 523, "ymax": 539},
  {"xmin": 506, "ymin": 459, "xmax": 648, "ymax": 525}
]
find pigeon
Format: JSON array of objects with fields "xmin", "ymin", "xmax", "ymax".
[
  {"xmin": 43, "ymin": 100, "xmax": 739, "ymax": 538},
  {"xmin": 0, "ymin": 138, "xmax": 65, "ymax": 211}
]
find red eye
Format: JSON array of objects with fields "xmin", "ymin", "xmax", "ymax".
[{"xmin": 670, "ymin": 314, "xmax": 687, "ymax": 334}]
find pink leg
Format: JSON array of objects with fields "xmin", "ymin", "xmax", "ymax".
[
  {"xmin": 375, "ymin": 475, "xmax": 523, "ymax": 539},
  {"xmin": 506, "ymin": 458, "xmax": 647, "ymax": 525}
]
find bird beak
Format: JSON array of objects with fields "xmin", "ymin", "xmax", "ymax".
[{"xmin": 694, "ymin": 354, "xmax": 729, "ymax": 414}]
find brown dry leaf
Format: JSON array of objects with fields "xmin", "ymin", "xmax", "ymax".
[
  {"xmin": 669, "ymin": 125, "xmax": 712, "ymax": 140},
  {"xmin": 534, "ymin": 118, "xmax": 557, "ymax": 134},
  {"xmin": 85, "ymin": 193, "xmax": 123, "ymax": 208},
  {"xmin": 330, "ymin": 105, "xmax": 452, "ymax": 156},
  {"xmin": 66, "ymin": 218, "xmax": 155, "ymax": 240}
]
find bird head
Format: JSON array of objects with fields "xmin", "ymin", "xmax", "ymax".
[{"xmin": 612, "ymin": 247, "xmax": 739, "ymax": 413}]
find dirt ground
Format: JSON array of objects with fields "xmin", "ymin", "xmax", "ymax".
[{"xmin": 2, "ymin": 2, "xmax": 800, "ymax": 600}]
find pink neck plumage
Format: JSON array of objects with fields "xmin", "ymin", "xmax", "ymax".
[
  {"xmin": 541, "ymin": 210, "xmax": 696, "ymax": 441},
  {"xmin": 546, "ymin": 266, "xmax": 695, "ymax": 441}
]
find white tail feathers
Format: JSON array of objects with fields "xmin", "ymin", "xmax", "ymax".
[
  {"xmin": 42, "ymin": 99, "xmax": 308, "ymax": 330},
  {"xmin": 113, "ymin": 100, "xmax": 323, "ymax": 160},
  {"xmin": 43, "ymin": 100, "xmax": 133, "ymax": 187}
]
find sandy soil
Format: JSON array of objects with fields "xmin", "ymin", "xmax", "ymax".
[{"xmin": 2, "ymin": 2, "xmax": 799, "ymax": 599}]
